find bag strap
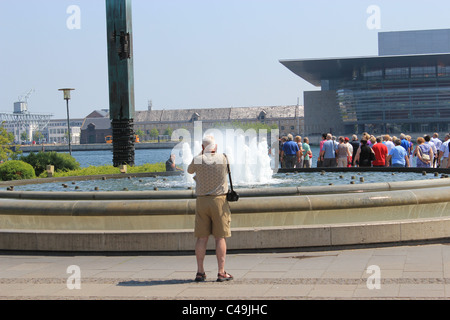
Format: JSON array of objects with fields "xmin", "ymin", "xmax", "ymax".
[
  {"xmin": 418, "ymin": 145, "xmax": 423, "ymax": 157},
  {"xmin": 223, "ymin": 154, "xmax": 234, "ymax": 192}
]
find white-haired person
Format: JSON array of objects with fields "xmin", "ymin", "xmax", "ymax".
[{"xmin": 187, "ymin": 135, "xmax": 234, "ymax": 283}]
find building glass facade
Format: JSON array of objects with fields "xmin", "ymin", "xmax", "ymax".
[{"xmin": 337, "ymin": 62, "xmax": 450, "ymax": 134}]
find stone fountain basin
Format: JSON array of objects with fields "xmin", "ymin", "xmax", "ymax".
[{"xmin": 0, "ymin": 171, "xmax": 450, "ymax": 252}]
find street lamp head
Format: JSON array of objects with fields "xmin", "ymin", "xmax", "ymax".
[{"xmin": 58, "ymin": 88, "xmax": 75, "ymax": 100}]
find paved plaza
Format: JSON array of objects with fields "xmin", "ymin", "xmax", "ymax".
[{"xmin": 1, "ymin": 242, "xmax": 450, "ymax": 300}]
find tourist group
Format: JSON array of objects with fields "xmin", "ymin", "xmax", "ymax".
[{"xmin": 280, "ymin": 132, "xmax": 450, "ymax": 169}]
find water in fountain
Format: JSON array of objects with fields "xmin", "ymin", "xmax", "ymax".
[
  {"xmin": 173, "ymin": 129, "xmax": 275, "ymax": 188},
  {"xmin": 12, "ymin": 128, "xmax": 443, "ymax": 193}
]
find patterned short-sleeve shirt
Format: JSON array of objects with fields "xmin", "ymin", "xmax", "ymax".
[{"xmin": 187, "ymin": 153, "xmax": 229, "ymax": 196}]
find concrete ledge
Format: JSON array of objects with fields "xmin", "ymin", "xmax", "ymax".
[
  {"xmin": 2, "ymin": 217, "xmax": 450, "ymax": 252},
  {"xmin": 1, "ymin": 186, "xmax": 449, "ymax": 219}
]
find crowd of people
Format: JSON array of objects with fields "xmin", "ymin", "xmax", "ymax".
[
  {"xmin": 279, "ymin": 132, "xmax": 450, "ymax": 169},
  {"xmin": 279, "ymin": 134, "xmax": 313, "ymax": 169}
]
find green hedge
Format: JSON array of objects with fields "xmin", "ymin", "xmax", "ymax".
[
  {"xmin": 20, "ymin": 152, "xmax": 80, "ymax": 176},
  {"xmin": 0, "ymin": 160, "xmax": 36, "ymax": 181},
  {"xmin": 44, "ymin": 162, "xmax": 166, "ymax": 178}
]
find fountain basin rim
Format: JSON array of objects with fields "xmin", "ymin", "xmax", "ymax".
[
  {"xmin": 1, "ymin": 185, "xmax": 450, "ymax": 217},
  {"xmin": 1, "ymin": 176, "xmax": 450, "ymax": 201}
]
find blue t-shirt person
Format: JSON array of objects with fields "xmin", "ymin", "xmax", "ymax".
[
  {"xmin": 282, "ymin": 140, "xmax": 300, "ymax": 155},
  {"xmin": 400, "ymin": 138, "xmax": 410, "ymax": 152},
  {"xmin": 322, "ymin": 140, "xmax": 336, "ymax": 159},
  {"xmin": 389, "ymin": 144, "xmax": 408, "ymax": 167}
]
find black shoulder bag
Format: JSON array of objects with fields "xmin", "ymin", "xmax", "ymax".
[{"xmin": 224, "ymin": 154, "xmax": 239, "ymax": 202}]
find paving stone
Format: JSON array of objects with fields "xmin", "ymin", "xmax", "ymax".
[{"xmin": 1, "ymin": 243, "xmax": 450, "ymax": 300}]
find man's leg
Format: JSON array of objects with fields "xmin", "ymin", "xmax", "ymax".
[
  {"xmin": 195, "ymin": 237, "xmax": 208, "ymax": 274},
  {"xmin": 215, "ymin": 237, "xmax": 233, "ymax": 281},
  {"xmin": 215, "ymin": 237, "xmax": 227, "ymax": 274}
]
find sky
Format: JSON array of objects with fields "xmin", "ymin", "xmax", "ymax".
[{"xmin": 1, "ymin": 0, "xmax": 450, "ymax": 119}]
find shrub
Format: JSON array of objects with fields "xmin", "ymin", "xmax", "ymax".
[
  {"xmin": 41, "ymin": 162, "xmax": 166, "ymax": 178},
  {"xmin": 20, "ymin": 152, "xmax": 80, "ymax": 176},
  {"xmin": 0, "ymin": 160, "xmax": 36, "ymax": 181}
]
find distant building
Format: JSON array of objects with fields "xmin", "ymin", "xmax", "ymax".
[
  {"xmin": 46, "ymin": 119, "xmax": 83, "ymax": 144},
  {"xmin": 133, "ymin": 105, "xmax": 304, "ymax": 140},
  {"xmin": 0, "ymin": 98, "xmax": 53, "ymax": 144},
  {"xmin": 281, "ymin": 29, "xmax": 450, "ymax": 136},
  {"xmin": 80, "ymin": 110, "xmax": 112, "ymax": 144},
  {"xmin": 48, "ymin": 106, "xmax": 304, "ymax": 145}
]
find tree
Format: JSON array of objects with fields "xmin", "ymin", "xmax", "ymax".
[
  {"xmin": 215, "ymin": 121, "xmax": 279, "ymax": 133},
  {"xmin": 20, "ymin": 131, "xmax": 29, "ymax": 143},
  {"xmin": 0, "ymin": 123, "xmax": 21, "ymax": 162},
  {"xmin": 33, "ymin": 131, "xmax": 44, "ymax": 143},
  {"xmin": 164, "ymin": 126, "xmax": 173, "ymax": 137},
  {"xmin": 135, "ymin": 128, "xmax": 144, "ymax": 139},
  {"xmin": 150, "ymin": 128, "xmax": 159, "ymax": 137}
]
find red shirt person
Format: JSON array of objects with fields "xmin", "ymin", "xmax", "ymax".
[{"xmin": 372, "ymin": 137, "xmax": 389, "ymax": 167}]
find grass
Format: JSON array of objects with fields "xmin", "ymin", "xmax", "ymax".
[{"xmin": 38, "ymin": 162, "xmax": 167, "ymax": 178}]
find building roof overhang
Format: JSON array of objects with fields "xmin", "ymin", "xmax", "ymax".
[{"xmin": 280, "ymin": 53, "xmax": 450, "ymax": 87}]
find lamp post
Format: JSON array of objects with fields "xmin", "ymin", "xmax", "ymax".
[{"xmin": 58, "ymin": 88, "xmax": 75, "ymax": 155}]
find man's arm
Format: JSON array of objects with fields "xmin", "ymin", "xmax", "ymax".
[{"xmin": 187, "ymin": 159, "xmax": 196, "ymax": 174}]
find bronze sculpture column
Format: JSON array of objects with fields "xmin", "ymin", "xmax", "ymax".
[{"xmin": 106, "ymin": 0, "xmax": 135, "ymax": 166}]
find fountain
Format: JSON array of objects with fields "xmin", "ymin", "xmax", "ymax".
[
  {"xmin": 2, "ymin": 0, "xmax": 447, "ymax": 253},
  {"xmin": 1, "ymin": 129, "xmax": 450, "ymax": 252}
]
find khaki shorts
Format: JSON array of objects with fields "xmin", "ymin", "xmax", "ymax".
[{"xmin": 195, "ymin": 195, "xmax": 231, "ymax": 239}]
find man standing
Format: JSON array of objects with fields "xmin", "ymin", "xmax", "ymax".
[
  {"xmin": 350, "ymin": 135, "xmax": 360, "ymax": 167},
  {"xmin": 165, "ymin": 154, "xmax": 182, "ymax": 172},
  {"xmin": 387, "ymin": 138, "xmax": 410, "ymax": 168},
  {"xmin": 400, "ymin": 133, "xmax": 411, "ymax": 154},
  {"xmin": 302, "ymin": 137, "xmax": 312, "ymax": 168},
  {"xmin": 424, "ymin": 135, "xmax": 437, "ymax": 168},
  {"xmin": 383, "ymin": 135, "xmax": 395, "ymax": 167},
  {"xmin": 383, "ymin": 135, "xmax": 395, "ymax": 153},
  {"xmin": 187, "ymin": 136, "xmax": 234, "ymax": 283},
  {"xmin": 280, "ymin": 134, "xmax": 300, "ymax": 169},
  {"xmin": 336, "ymin": 137, "xmax": 351, "ymax": 168},
  {"xmin": 372, "ymin": 137, "xmax": 388, "ymax": 167},
  {"xmin": 438, "ymin": 134, "xmax": 450, "ymax": 169},
  {"xmin": 430, "ymin": 133, "xmax": 442, "ymax": 168},
  {"xmin": 431, "ymin": 133, "xmax": 442, "ymax": 153},
  {"xmin": 320, "ymin": 133, "xmax": 337, "ymax": 167},
  {"xmin": 344, "ymin": 137, "xmax": 353, "ymax": 167}
]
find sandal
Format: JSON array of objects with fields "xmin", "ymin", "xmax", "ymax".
[
  {"xmin": 195, "ymin": 272, "xmax": 206, "ymax": 282},
  {"xmin": 217, "ymin": 272, "xmax": 233, "ymax": 282}
]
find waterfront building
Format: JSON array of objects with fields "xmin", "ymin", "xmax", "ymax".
[
  {"xmin": 134, "ymin": 105, "xmax": 304, "ymax": 141},
  {"xmin": 77, "ymin": 105, "xmax": 304, "ymax": 145},
  {"xmin": 79, "ymin": 110, "xmax": 112, "ymax": 144},
  {"xmin": 46, "ymin": 119, "xmax": 83, "ymax": 145}
]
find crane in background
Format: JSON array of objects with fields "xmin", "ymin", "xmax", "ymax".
[
  {"xmin": 18, "ymin": 89, "xmax": 35, "ymax": 105},
  {"xmin": 0, "ymin": 88, "xmax": 52, "ymax": 144}
]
